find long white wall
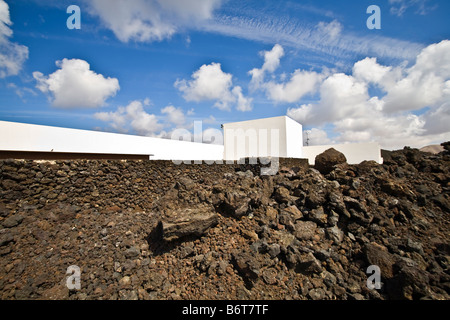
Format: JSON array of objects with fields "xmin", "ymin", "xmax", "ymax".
[
  {"xmin": 1, "ymin": 120, "xmax": 384, "ymax": 165},
  {"xmin": 0, "ymin": 121, "xmax": 224, "ymax": 161},
  {"xmin": 303, "ymin": 142, "xmax": 383, "ymax": 165}
]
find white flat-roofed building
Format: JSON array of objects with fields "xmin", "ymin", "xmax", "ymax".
[
  {"xmin": 0, "ymin": 120, "xmax": 224, "ymax": 161},
  {"xmin": 222, "ymin": 116, "xmax": 303, "ymax": 161},
  {"xmin": 0, "ymin": 117, "xmax": 383, "ymax": 165}
]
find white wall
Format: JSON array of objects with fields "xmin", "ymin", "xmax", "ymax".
[
  {"xmin": 0, "ymin": 121, "xmax": 224, "ymax": 161},
  {"xmin": 303, "ymin": 142, "xmax": 383, "ymax": 165},
  {"xmin": 285, "ymin": 116, "xmax": 303, "ymax": 159},
  {"xmin": 1, "ymin": 120, "xmax": 383, "ymax": 165},
  {"xmin": 223, "ymin": 116, "xmax": 303, "ymax": 160}
]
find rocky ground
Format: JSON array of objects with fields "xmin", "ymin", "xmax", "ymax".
[{"xmin": 0, "ymin": 143, "xmax": 449, "ymax": 300}]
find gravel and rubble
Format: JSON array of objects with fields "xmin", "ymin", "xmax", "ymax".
[{"xmin": 0, "ymin": 143, "xmax": 449, "ymax": 300}]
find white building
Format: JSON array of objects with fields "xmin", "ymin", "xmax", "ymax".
[
  {"xmin": 0, "ymin": 120, "xmax": 223, "ymax": 161},
  {"xmin": 0, "ymin": 117, "xmax": 383, "ymax": 164},
  {"xmin": 223, "ymin": 116, "xmax": 303, "ymax": 161}
]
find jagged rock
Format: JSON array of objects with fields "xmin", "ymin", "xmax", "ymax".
[
  {"xmin": 0, "ymin": 204, "xmax": 9, "ymax": 217},
  {"xmin": 2, "ymin": 214, "xmax": 24, "ymax": 228},
  {"xmin": 431, "ymin": 194, "xmax": 450, "ymax": 211},
  {"xmin": 0, "ymin": 231, "xmax": 14, "ymax": 247},
  {"xmin": 379, "ymin": 178, "xmax": 414, "ymax": 198},
  {"xmin": 280, "ymin": 205, "xmax": 303, "ymax": 221},
  {"xmin": 262, "ymin": 268, "xmax": 277, "ymax": 285},
  {"xmin": 386, "ymin": 259, "xmax": 431, "ymax": 300},
  {"xmin": 307, "ymin": 207, "xmax": 328, "ymax": 226},
  {"xmin": 273, "ymin": 186, "xmax": 291, "ymax": 203},
  {"xmin": 267, "ymin": 243, "xmax": 281, "ymax": 258},
  {"xmin": 124, "ymin": 246, "xmax": 140, "ymax": 259},
  {"xmin": 154, "ymin": 206, "xmax": 218, "ymax": 242},
  {"xmin": 315, "ymin": 148, "xmax": 347, "ymax": 175},
  {"xmin": 293, "ymin": 221, "xmax": 317, "ymax": 241},
  {"xmin": 326, "ymin": 226, "xmax": 344, "ymax": 244},
  {"xmin": 216, "ymin": 190, "xmax": 251, "ymax": 218},
  {"xmin": 305, "ymin": 191, "xmax": 327, "ymax": 209},
  {"xmin": 296, "ymin": 252, "xmax": 323, "ymax": 275},
  {"xmin": 232, "ymin": 250, "xmax": 260, "ymax": 281},
  {"xmin": 363, "ymin": 243, "xmax": 396, "ymax": 279},
  {"xmin": 265, "ymin": 206, "xmax": 278, "ymax": 220}
]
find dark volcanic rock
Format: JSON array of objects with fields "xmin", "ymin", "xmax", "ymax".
[
  {"xmin": 232, "ymin": 250, "xmax": 260, "ymax": 281},
  {"xmin": 293, "ymin": 221, "xmax": 317, "ymax": 240},
  {"xmin": 0, "ymin": 145, "xmax": 448, "ymax": 300},
  {"xmin": 364, "ymin": 243, "xmax": 396, "ymax": 279},
  {"xmin": 314, "ymin": 148, "xmax": 347, "ymax": 174},
  {"xmin": 2, "ymin": 214, "xmax": 24, "ymax": 228},
  {"xmin": 155, "ymin": 207, "xmax": 218, "ymax": 242}
]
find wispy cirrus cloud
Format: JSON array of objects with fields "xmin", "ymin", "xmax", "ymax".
[
  {"xmin": 389, "ymin": 0, "xmax": 437, "ymax": 16},
  {"xmin": 201, "ymin": 13, "xmax": 424, "ymax": 65}
]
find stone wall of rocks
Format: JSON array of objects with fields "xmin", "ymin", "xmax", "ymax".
[
  {"xmin": 0, "ymin": 159, "xmax": 245, "ymax": 212},
  {"xmin": 0, "ymin": 146, "xmax": 449, "ymax": 300},
  {"xmin": 0, "ymin": 158, "xmax": 309, "ymax": 212}
]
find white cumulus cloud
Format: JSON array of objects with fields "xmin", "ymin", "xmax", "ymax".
[
  {"xmin": 33, "ymin": 58, "xmax": 120, "ymax": 108},
  {"xmin": 264, "ymin": 69, "xmax": 324, "ymax": 103},
  {"xmin": 161, "ymin": 105, "xmax": 186, "ymax": 127},
  {"xmin": 87, "ymin": 0, "xmax": 222, "ymax": 42},
  {"xmin": 383, "ymin": 40, "xmax": 450, "ymax": 113},
  {"xmin": 0, "ymin": 0, "xmax": 28, "ymax": 78},
  {"xmin": 175, "ymin": 62, "xmax": 252, "ymax": 112},
  {"xmin": 94, "ymin": 99, "xmax": 164, "ymax": 136},
  {"xmin": 249, "ymin": 44, "xmax": 284, "ymax": 89},
  {"xmin": 249, "ymin": 44, "xmax": 324, "ymax": 103},
  {"xmin": 288, "ymin": 40, "xmax": 450, "ymax": 149},
  {"xmin": 232, "ymin": 86, "xmax": 253, "ymax": 112}
]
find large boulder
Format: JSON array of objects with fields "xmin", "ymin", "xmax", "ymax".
[
  {"xmin": 314, "ymin": 148, "xmax": 347, "ymax": 174},
  {"xmin": 154, "ymin": 206, "xmax": 219, "ymax": 242}
]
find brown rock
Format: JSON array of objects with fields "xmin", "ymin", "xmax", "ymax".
[
  {"xmin": 156, "ymin": 206, "xmax": 219, "ymax": 242},
  {"xmin": 265, "ymin": 207, "xmax": 278, "ymax": 220},
  {"xmin": 293, "ymin": 221, "xmax": 317, "ymax": 240},
  {"xmin": 274, "ymin": 186, "xmax": 291, "ymax": 203},
  {"xmin": 280, "ymin": 205, "xmax": 303, "ymax": 220},
  {"xmin": 364, "ymin": 242, "xmax": 396, "ymax": 279},
  {"xmin": 314, "ymin": 148, "xmax": 347, "ymax": 174}
]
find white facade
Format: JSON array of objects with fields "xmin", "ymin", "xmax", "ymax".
[
  {"xmin": 223, "ymin": 116, "xmax": 303, "ymax": 161},
  {"xmin": 0, "ymin": 120, "xmax": 224, "ymax": 161},
  {"xmin": 0, "ymin": 118, "xmax": 382, "ymax": 165}
]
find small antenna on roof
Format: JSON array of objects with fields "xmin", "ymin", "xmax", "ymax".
[{"xmin": 305, "ymin": 131, "xmax": 310, "ymax": 146}]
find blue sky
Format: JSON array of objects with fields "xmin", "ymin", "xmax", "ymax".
[{"xmin": 0, "ymin": 0, "xmax": 449, "ymax": 149}]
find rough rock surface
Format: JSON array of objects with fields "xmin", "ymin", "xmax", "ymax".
[
  {"xmin": 0, "ymin": 145, "xmax": 449, "ymax": 300},
  {"xmin": 314, "ymin": 148, "xmax": 347, "ymax": 175}
]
